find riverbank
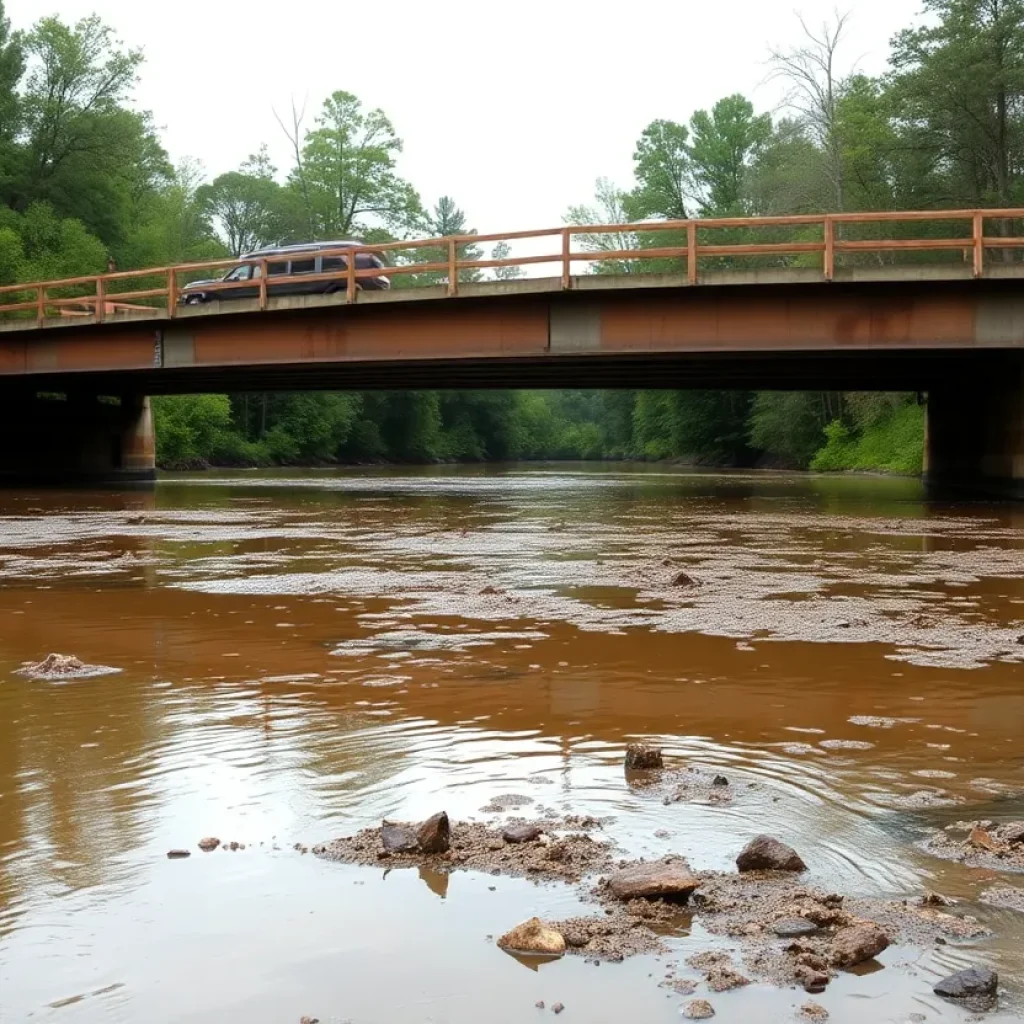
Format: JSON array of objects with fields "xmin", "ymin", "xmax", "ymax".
[{"xmin": 152, "ymin": 390, "xmax": 925, "ymax": 477}]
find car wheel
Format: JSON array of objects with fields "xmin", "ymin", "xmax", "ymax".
[{"xmin": 185, "ymin": 295, "xmax": 204, "ymax": 305}]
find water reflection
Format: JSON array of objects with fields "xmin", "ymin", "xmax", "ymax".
[{"xmin": 0, "ymin": 466, "xmax": 1022, "ymax": 1023}]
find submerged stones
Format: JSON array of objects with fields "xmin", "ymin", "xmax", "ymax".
[
  {"xmin": 735, "ymin": 836, "xmax": 807, "ymax": 873},
  {"xmin": 497, "ymin": 917, "xmax": 566, "ymax": 956},
  {"xmin": 624, "ymin": 744, "xmax": 663, "ymax": 770},
  {"xmin": 606, "ymin": 860, "xmax": 700, "ymax": 901},
  {"xmin": 933, "ymin": 967, "xmax": 998, "ymax": 1000}
]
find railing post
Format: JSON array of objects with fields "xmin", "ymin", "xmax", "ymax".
[
  {"xmin": 346, "ymin": 251, "xmax": 357, "ymax": 303},
  {"xmin": 167, "ymin": 268, "xmax": 177, "ymax": 317},
  {"xmin": 36, "ymin": 284, "xmax": 45, "ymax": 323},
  {"xmin": 687, "ymin": 221, "xmax": 698, "ymax": 284},
  {"xmin": 95, "ymin": 275, "xmax": 106, "ymax": 322},
  {"xmin": 561, "ymin": 228, "xmax": 571, "ymax": 289},
  {"xmin": 258, "ymin": 260, "xmax": 268, "ymax": 310},
  {"xmin": 824, "ymin": 216, "xmax": 835, "ymax": 281},
  {"xmin": 448, "ymin": 238, "xmax": 457, "ymax": 297},
  {"xmin": 972, "ymin": 212, "xmax": 984, "ymax": 278}
]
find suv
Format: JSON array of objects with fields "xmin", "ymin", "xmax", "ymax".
[{"xmin": 178, "ymin": 241, "xmax": 390, "ymax": 305}]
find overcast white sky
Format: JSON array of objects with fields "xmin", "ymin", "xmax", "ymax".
[{"xmin": 10, "ymin": 0, "xmax": 926, "ymax": 234}]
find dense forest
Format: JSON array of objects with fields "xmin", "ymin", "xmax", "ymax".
[{"xmin": 2, "ymin": 1, "xmax": 1023, "ymax": 471}]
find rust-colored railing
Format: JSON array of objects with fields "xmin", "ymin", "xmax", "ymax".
[{"xmin": 2, "ymin": 208, "xmax": 1023, "ymax": 327}]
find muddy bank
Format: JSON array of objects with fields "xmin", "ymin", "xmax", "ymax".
[{"xmin": 314, "ymin": 815, "xmax": 613, "ymax": 883}]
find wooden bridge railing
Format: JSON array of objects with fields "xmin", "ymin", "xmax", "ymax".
[{"xmin": 2, "ymin": 208, "xmax": 1023, "ymax": 326}]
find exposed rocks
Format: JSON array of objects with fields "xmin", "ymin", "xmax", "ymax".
[
  {"xmin": 920, "ymin": 891, "xmax": 954, "ymax": 907},
  {"xmin": 794, "ymin": 965, "xmax": 829, "ymax": 993},
  {"xmin": 198, "ymin": 837, "xmax": 220, "ymax": 852},
  {"xmin": 624, "ymin": 744, "xmax": 664, "ymax": 770},
  {"xmin": 605, "ymin": 859, "xmax": 700, "ymax": 901},
  {"xmin": 166, "ymin": 849, "xmax": 191, "ymax": 859},
  {"xmin": 671, "ymin": 571, "xmax": 700, "ymax": 589},
  {"xmin": 549, "ymin": 910, "xmax": 666, "ymax": 961},
  {"xmin": 299, "ymin": 1017, "xmax": 319, "ymax": 1024},
  {"xmin": 315, "ymin": 816, "xmax": 614, "ymax": 882},
  {"xmin": 923, "ymin": 819, "xmax": 1024, "ymax": 869},
  {"xmin": 830, "ymin": 923, "xmax": 889, "ymax": 967},
  {"xmin": 798, "ymin": 1002, "xmax": 829, "ymax": 1021},
  {"xmin": 712, "ymin": 775, "xmax": 729, "ymax": 787},
  {"xmin": 15, "ymin": 653, "xmax": 120, "ymax": 680},
  {"xmin": 381, "ymin": 812, "xmax": 450, "ymax": 855},
  {"xmin": 933, "ymin": 967, "xmax": 998, "ymax": 1000},
  {"xmin": 772, "ymin": 917, "xmax": 819, "ymax": 938},
  {"xmin": 551, "ymin": 1003, "xmax": 564, "ymax": 1015},
  {"xmin": 736, "ymin": 836, "xmax": 807, "ymax": 873},
  {"xmin": 497, "ymin": 917, "xmax": 566, "ymax": 957},
  {"xmin": 682, "ymin": 1000, "xmax": 715, "ymax": 1020},
  {"xmin": 705, "ymin": 965, "xmax": 750, "ymax": 992},
  {"xmin": 503, "ymin": 824, "xmax": 543, "ymax": 844}
]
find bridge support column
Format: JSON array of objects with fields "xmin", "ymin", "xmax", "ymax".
[
  {"xmin": 0, "ymin": 392, "xmax": 156, "ymax": 486},
  {"xmin": 925, "ymin": 353, "xmax": 1024, "ymax": 500}
]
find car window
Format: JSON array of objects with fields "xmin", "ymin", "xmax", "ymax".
[
  {"xmin": 290, "ymin": 258, "xmax": 315, "ymax": 274},
  {"xmin": 267, "ymin": 261, "xmax": 288, "ymax": 276},
  {"xmin": 225, "ymin": 265, "xmax": 252, "ymax": 282},
  {"xmin": 322, "ymin": 256, "xmax": 346, "ymax": 271}
]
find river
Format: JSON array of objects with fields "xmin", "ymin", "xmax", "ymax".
[{"xmin": 1, "ymin": 465, "xmax": 1023, "ymax": 1023}]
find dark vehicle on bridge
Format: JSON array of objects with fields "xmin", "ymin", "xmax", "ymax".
[{"xmin": 178, "ymin": 241, "xmax": 390, "ymax": 305}]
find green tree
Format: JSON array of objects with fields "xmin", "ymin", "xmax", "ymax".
[
  {"xmin": 198, "ymin": 148, "xmax": 287, "ymax": 256},
  {"xmin": 291, "ymin": 90, "xmax": 422, "ymax": 239},
  {"xmin": 629, "ymin": 119, "xmax": 691, "ymax": 220},
  {"xmin": 688, "ymin": 95, "xmax": 772, "ymax": 215},
  {"xmin": 889, "ymin": 0, "xmax": 1024, "ymax": 207}
]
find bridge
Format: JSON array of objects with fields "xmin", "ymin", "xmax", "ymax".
[{"xmin": 0, "ymin": 209, "xmax": 1022, "ymax": 497}]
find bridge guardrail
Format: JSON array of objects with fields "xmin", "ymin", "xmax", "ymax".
[{"xmin": 2, "ymin": 209, "xmax": 1023, "ymax": 326}]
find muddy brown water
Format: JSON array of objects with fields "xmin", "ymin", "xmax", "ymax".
[{"xmin": 1, "ymin": 465, "xmax": 1023, "ymax": 1023}]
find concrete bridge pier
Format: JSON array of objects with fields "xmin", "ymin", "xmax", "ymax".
[
  {"xmin": 0, "ymin": 392, "xmax": 156, "ymax": 486},
  {"xmin": 926, "ymin": 353, "xmax": 1024, "ymax": 500}
]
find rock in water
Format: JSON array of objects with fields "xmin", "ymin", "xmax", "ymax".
[
  {"xmin": 381, "ymin": 812, "xmax": 450, "ymax": 854},
  {"xmin": 969, "ymin": 826, "xmax": 998, "ymax": 851},
  {"xmin": 682, "ymin": 1000, "xmax": 715, "ymax": 1020},
  {"xmin": 773, "ymin": 917, "xmax": 819, "ymax": 938},
  {"xmin": 798, "ymin": 1003, "xmax": 829, "ymax": 1021},
  {"xmin": 735, "ymin": 835, "xmax": 807, "ymax": 873},
  {"xmin": 607, "ymin": 860, "xmax": 700, "ymax": 901},
  {"xmin": 502, "ymin": 824, "xmax": 543, "ymax": 844},
  {"xmin": 167, "ymin": 849, "xmax": 191, "ymax": 859},
  {"xmin": 416, "ymin": 812, "xmax": 450, "ymax": 853},
  {"xmin": 671, "ymin": 571, "xmax": 700, "ymax": 589},
  {"xmin": 933, "ymin": 967, "xmax": 998, "ymax": 999},
  {"xmin": 497, "ymin": 917, "xmax": 566, "ymax": 956},
  {"xmin": 794, "ymin": 965, "xmax": 829, "ymax": 993},
  {"xmin": 830, "ymin": 923, "xmax": 889, "ymax": 967},
  {"xmin": 551, "ymin": 1004, "xmax": 564, "ymax": 1015},
  {"xmin": 198, "ymin": 837, "xmax": 220, "ymax": 852},
  {"xmin": 624, "ymin": 744, "xmax": 663, "ymax": 770}
]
